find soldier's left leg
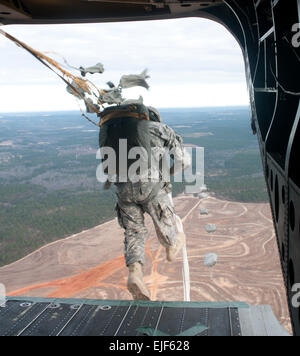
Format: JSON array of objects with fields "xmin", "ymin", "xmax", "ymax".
[
  {"xmin": 143, "ymin": 189, "xmax": 185, "ymax": 262},
  {"xmin": 115, "ymin": 200, "xmax": 150, "ymax": 300}
]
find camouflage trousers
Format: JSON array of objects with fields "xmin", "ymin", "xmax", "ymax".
[{"xmin": 115, "ymin": 182, "xmax": 178, "ymax": 266}]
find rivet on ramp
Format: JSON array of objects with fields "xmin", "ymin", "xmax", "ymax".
[
  {"xmin": 20, "ymin": 302, "xmax": 32, "ymax": 307},
  {"xmin": 70, "ymin": 304, "xmax": 82, "ymax": 310},
  {"xmin": 100, "ymin": 305, "xmax": 112, "ymax": 311}
]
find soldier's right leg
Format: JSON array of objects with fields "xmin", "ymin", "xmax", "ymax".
[
  {"xmin": 115, "ymin": 200, "xmax": 150, "ymax": 300},
  {"xmin": 116, "ymin": 200, "xmax": 148, "ymax": 266}
]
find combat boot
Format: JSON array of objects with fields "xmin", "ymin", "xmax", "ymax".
[
  {"xmin": 166, "ymin": 232, "xmax": 186, "ymax": 262},
  {"xmin": 127, "ymin": 262, "xmax": 151, "ymax": 300}
]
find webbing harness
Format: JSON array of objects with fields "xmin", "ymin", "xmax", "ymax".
[{"xmin": 99, "ymin": 105, "xmax": 149, "ymax": 127}]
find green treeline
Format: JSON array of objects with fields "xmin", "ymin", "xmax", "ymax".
[{"xmin": 0, "ymin": 185, "xmax": 115, "ymax": 266}]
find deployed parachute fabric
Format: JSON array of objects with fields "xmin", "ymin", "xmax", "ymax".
[
  {"xmin": 80, "ymin": 62, "xmax": 104, "ymax": 77},
  {"xmin": 0, "ymin": 29, "xmax": 152, "ymax": 111},
  {"xmin": 0, "ymin": 29, "xmax": 102, "ymax": 125},
  {"xmin": 100, "ymin": 88, "xmax": 123, "ymax": 106},
  {"xmin": 97, "ymin": 70, "xmax": 150, "ymax": 106},
  {"xmin": 199, "ymin": 193, "xmax": 209, "ymax": 198},
  {"xmin": 199, "ymin": 208, "xmax": 209, "ymax": 215},
  {"xmin": 204, "ymin": 253, "xmax": 218, "ymax": 267},
  {"xmin": 205, "ymin": 224, "xmax": 216, "ymax": 233},
  {"xmin": 122, "ymin": 96, "xmax": 144, "ymax": 106},
  {"xmin": 119, "ymin": 69, "xmax": 150, "ymax": 90}
]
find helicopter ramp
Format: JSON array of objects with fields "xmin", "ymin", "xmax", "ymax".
[{"xmin": 0, "ymin": 297, "xmax": 289, "ymax": 336}]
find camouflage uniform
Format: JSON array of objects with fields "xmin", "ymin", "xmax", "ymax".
[
  {"xmin": 115, "ymin": 181, "xmax": 176, "ymax": 266},
  {"xmin": 100, "ymin": 112, "xmax": 187, "ymax": 267}
]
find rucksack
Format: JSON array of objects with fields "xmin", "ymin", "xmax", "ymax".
[{"xmin": 99, "ymin": 104, "xmax": 153, "ymax": 181}]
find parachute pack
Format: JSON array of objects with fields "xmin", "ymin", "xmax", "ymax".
[{"xmin": 99, "ymin": 103, "xmax": 153, "ymax": 178}]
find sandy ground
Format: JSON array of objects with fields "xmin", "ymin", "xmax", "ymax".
[{"xmin": 0, "ymin": 194, "xmax": 292, "ymax": 334}]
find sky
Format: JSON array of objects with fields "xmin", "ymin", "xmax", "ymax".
[{"xmin": 0, "ymin": 17, "xmax": 249, "ymax": 112}]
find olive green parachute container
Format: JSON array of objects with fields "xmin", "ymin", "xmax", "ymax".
[{"xmin": 99, "ymin": 104, "xmax": 153, "ymax": 181}]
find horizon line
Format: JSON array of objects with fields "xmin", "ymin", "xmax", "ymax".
[{"xmin": 0, "ymin": 104, "xmax": 250, "ymax": 115}]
